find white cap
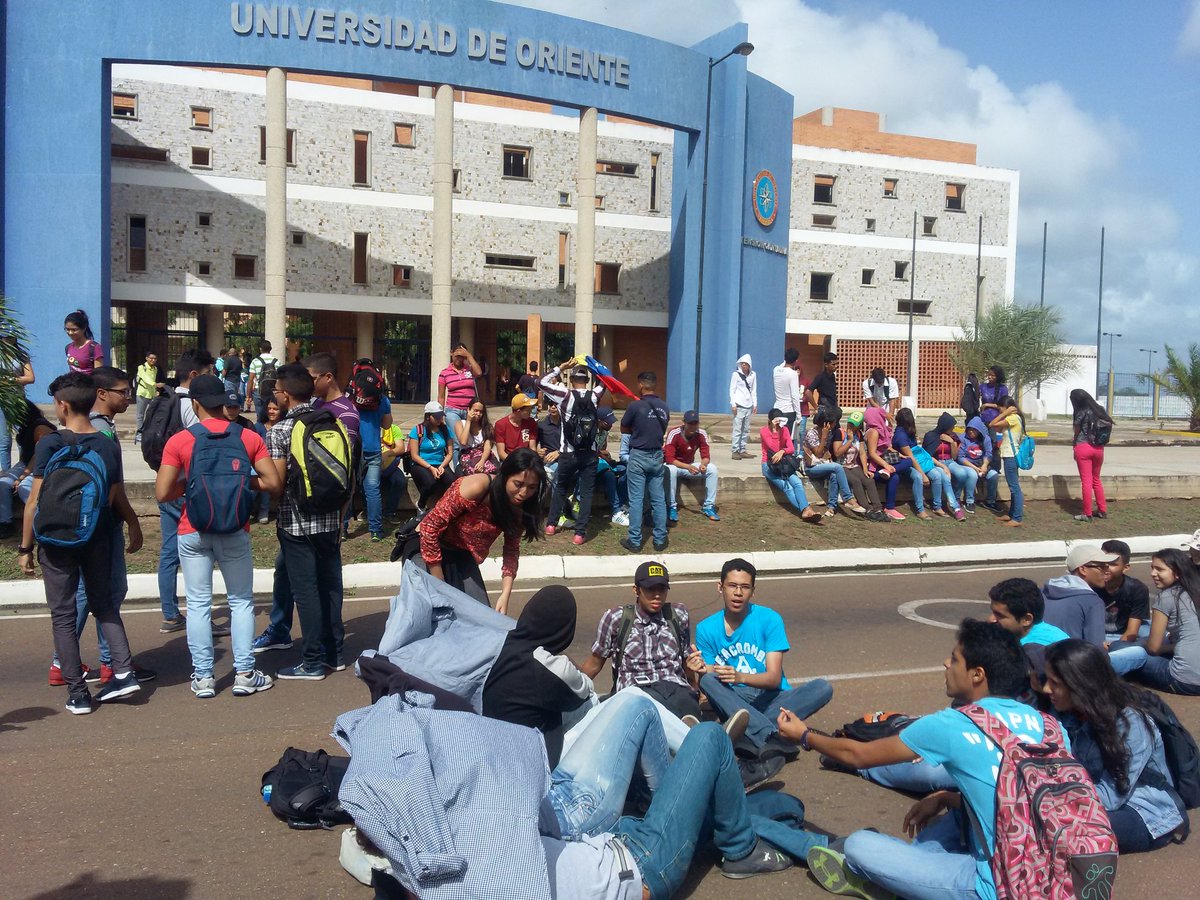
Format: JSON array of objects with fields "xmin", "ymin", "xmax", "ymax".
[
  {"xmin": 423, "ymin": 400, "xmax": 444, "ymax": 415},
  {"xmin": 1066, "ymin": 543, "xmax": 1119, "ymax": 573}
]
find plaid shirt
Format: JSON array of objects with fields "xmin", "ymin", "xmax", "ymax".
[
  {"xmin": 267, "ymin": 401, "xmax": 342, "ymax": 537},
  {"xmin": 592, "ymin": 603, "xmax": 692, "ymax": 692}
]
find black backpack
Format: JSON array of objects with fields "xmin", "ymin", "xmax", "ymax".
[
  {"xmin": 564, "ymin": 391, "xmax": 598, "ymax": 450},
  {"xmin": 1140, "ymin": 692, "xmax": 1200, "ymax": 809},
  {"xmin": 286, "ymin": 408, "xmax": 354, "ymax": 514},
  {"xmin": 257, "ymin": 356, "xmax": 279, "ymax": 399},
  {"xmin": 140, "ymin": 392, "xmax": 183, "ymax": 470},
  {"xmin": 961, "ymin": 381, "xmax": 980, "ymax": 421},
  {"xmin": 833, "ymin": 711, "xmax": 919, "ymax": 742},
  {"xmin": 261, "ymin": 748, "xmax": 353, "ymax": 830},
  {"xmin": 349, "ymin": 358, "xmax": 384, "ymax": 411}
]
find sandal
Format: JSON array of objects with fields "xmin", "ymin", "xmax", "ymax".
[
  {"xmin": 801, "ymin": 511, "xmax": 824, "ymax": 525},
  {"xmin": 933, "ymin": 509, "xmax": 950, "ymax": 518},
  {"xmin": 824, "ymin": 508, "xmax": 837, "ymax": 518},
  {"xmin": 916, "ymin": 511, "xmax": 932, "ymax": 520}
]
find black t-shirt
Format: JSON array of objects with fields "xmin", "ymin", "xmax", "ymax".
[
  {"xmin": 808, "ymin": 371, "xmax": 838, "ymax": 407},
  {"xmin": 33, "ymin": 430, "xmax": 123, "ymax": 486},
  {"xmin": 517, "ymin": 373, "xmax": 539, "ymax": 395},
  {"xmin": 223, "ymin": 354, "xmax": 243, "ymax": 379},
  {"xmin": 1096, "ymin": 576, "xmax": 1151, "ymax": 635},
  {"xmin": 537, "ymin": 417, "xmax": 562, "ymax": 452},
  {"xmin": 15, "ymin": 401, "xmax": 54, "ymax": 466}
]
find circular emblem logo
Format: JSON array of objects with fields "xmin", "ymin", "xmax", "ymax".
[{"xmin": 752, "ymin": 170, "xmax": 778, "ymax": 228}]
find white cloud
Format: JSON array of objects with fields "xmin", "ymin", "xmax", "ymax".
[{"xmin": 509, "ymin": 0, "xmax": 1195, "ymax": 367}]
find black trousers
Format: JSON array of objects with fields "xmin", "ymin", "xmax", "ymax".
[
  {"xmin": 547, "ymin": 448, "xmax": 598, "ymax": 536},
  {"xmin": 640, "ymin": 679, "xmax": 702, "ymax": 721},
  {"xmin": 410, "ymin": 465, "xmax": 456, "ymax": 509},
  {"xmin": 277, "ymin": 528, "xmax": 344, "ymax": 668}
]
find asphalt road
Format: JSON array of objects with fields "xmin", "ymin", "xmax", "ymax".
[{"xmin": 2, "ymin": 560, "xmax": 1196, "ymax": 899}]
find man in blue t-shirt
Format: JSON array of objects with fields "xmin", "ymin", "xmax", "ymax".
[
  {"xmin": 694, "ymin": 558, "xmax": 833, "ymax": 755},
  {"xmin": 783, "ymin": 619, "xmax": 1062, "ymax": 900}
]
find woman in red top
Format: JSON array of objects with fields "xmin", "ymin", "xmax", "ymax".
[{"xmin": 413, "ymin": 448, "xmax": 546, "ymax": 614}]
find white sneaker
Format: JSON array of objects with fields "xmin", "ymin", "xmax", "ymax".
[
  {"xmin": 232, "ymin": 669, "xmax": 274, "ymax": 696},
  {"xmin": 190, "ymin": 675, "xmax": 217, "ymax": 699},
  {"xmin": 611, "ymin": 509, "xmax": 630, "ymax": 527}
]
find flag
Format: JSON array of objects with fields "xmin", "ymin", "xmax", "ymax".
[{"xmin": 583, "ymin": 355, "xmax": 638, "ymax": 400}]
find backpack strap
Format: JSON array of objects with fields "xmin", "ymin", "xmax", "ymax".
[
  {"xmin": 662, "ymin": 603, "xmax": 689, "ymax": 656},
  {"xmin": 609, "ymin": 605, "xmax": 636, "ymax": 693}
]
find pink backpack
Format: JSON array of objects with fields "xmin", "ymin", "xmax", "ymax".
[{"xmin": 958, "ymin": 705, "xmax": 1118, "ymax": 900}]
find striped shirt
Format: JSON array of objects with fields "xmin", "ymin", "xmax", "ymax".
[{"xmin": 438, "ymin": 365, "xmax": 477, "ymax": 410}]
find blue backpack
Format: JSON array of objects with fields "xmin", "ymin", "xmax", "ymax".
[
  {"xmin": 1007, "ymin": 428, "xmax": 1036, "ymax": 471},
  {"xmin": 34, "ymin": 438, "xmax": 111, "ymax": 547},
  {"xmin": 185, "ymin": 423, "xmax": 255, "ymax": 533}
]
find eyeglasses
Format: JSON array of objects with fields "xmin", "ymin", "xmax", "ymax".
[{"xmin": 102, "ymin": 387, "xmax": 134, "ymax": 398}]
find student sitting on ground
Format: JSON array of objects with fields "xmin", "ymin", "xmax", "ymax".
[
  {"xmin": 1132, "ymin": 548, "xmax": 1200, "ymax": 696},
  {"xmin": 954, "ymin": 416, "xmax": 1000, "ymax": 512},
  {"xmin": 1043, "ymin": 543, "xmax": 1113, "ymax": 646},
  {"xmin": 1097, "ymin": 539, "xmax": 1152, "ymax": 647},
  {"xmin": 695, "ymin": 558, "xmax": 833, "ymax": 759},
  {"xmin": 1044, "ymin": 639, "xmax": 1188, "ymax": 852}
]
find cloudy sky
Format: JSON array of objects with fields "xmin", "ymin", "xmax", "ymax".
[{"xmin": 522, "ymin": 0, "xmax": 1200, "ymax": 374}]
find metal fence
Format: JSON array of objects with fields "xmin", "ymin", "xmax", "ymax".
[{"xmin": 1099, "ymin": 372, "xmax": 1191, "ymax": 419}]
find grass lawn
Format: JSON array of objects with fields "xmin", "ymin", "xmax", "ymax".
[{"xmin": 2, "ymin": 497, "xmax": 1194, "ymax": 583}]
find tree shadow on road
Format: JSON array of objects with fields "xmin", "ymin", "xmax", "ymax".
[
  {"xmin": 27, "ymin": 872, "xmax": 191, "ymax": 898},
  {"xmin": 0, "ymin": 705, "xmax": 57, "ymax": 732}
]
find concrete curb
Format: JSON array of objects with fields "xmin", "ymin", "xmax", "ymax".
[{"xmin": 2, "ymin": 533, "xmax": 1189, "ymax": 611}]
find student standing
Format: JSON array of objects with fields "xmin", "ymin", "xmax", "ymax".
[
  {"xmin": 437, "ymin": 343, "xmax": 482, "ymax": 458},
  {"xmin": 133, "ymin": 351, "xmax": 164, "ymax": 444},
  {"xmin": 63, "ymin": 309, "xmax": 103, "ymax": 374},
  {"xmin": 18, "ymin": 373, "xmax": 143, "ymax": 715},
  {"xmin": 861, "ymin": 367, "xmax": 900, "ymax": 421},
  {"xmin": 729, "ymin": 354, "xmax": 757, "ymax": 459},
  {"xmin": 771, "ymin": 348, "xmax": 803, "ymax": 439},
  {"xmin": 268, "ymin": 365, "xmax": 349, "ymax": 680},
  {"xmin": 990, "ymin": 395, "xmax": 1027, "ymax": 526},
  {"xmin": 619, "ymin": 371, "xmax": 670, "ymax": 553},
  {"xmin": 156, "ymin": 375, "xmax": 282, "ymax": 699},
  {"xmin": 540, "ymin": 363, "xmax": 607, "ymax": 545},
  {"xmin": 245, "ymin": 339, "xmax": 280, "ymax": 424},
  {"xmin": 805, "ymin": 351, "xmax": 839, "ymax": 412},
  {"xmin": 1070, "ymin": 388, "xmax": 1114, "ymax": 521}
]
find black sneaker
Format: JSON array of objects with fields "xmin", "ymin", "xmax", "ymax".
[
  {"xmin": 159, "ymin": 615, "xmax": 186, "ymax": 634},
  {"xmin": 277, "ymin": 663, "xmax": 327, "ymax": 681},
  {"xmin": 96, "ymin": 672, "xmax": 142, "ymax": 703},
  {"xmin": 738, "ymin": 754, "xmax": 785, "ymax": 793},
  {"xmin": 819, "ymin": 753, "xmax": 858, "ymax": 775},
  {"xmin": 618, "ymin": 537, "xmax": 641, "ymax": 553},
  {"xmin": 1095, "ymin": 510, "xmax": 1108, "ymax": 519},
  {"xmin": 653, "ymin": 539, "xmax": 668, "ymax": 552},
  {"xmin": 720, "ymin": 837, "xmax": 793, "ymax": 879},
  {"xmin": 323, "ymin": 657, "xmax": 348, "ymax": 673},
  {"xmin": 759, "ymin": 734, "xmax": 801, "ymax": 762},
  {"xmin": 65, "ymin": 692, "xmax": 95, "ymax": 716}
]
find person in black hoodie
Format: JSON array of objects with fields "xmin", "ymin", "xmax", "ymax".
[{"xmin": 482, "ymin": 585, "xmax": 590, "ymax": 766}]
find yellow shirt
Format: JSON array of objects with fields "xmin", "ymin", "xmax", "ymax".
[{"xmin": 998, "ymin": 414, "xmax": 1025, "ymax": 458}]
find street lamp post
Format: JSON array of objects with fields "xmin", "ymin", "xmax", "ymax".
[
  {"xmin": 1140, "ymin": 347, "xmax": 1159, "ymax": 417},
  {"xmin": 1102, "ymin": 331, "xmax": 1120, "ymax": 409},
  {"xmin": 693, "ymin": 40, "xmax": 754, "ymax": 412}
]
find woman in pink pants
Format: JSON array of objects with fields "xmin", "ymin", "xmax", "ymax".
[{"xmin": 1070, "ymin": 389, "xmax": 1114, "ymax": 521}]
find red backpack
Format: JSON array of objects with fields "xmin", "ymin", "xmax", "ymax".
[
  {"xmin": 348, "ymin": 358, "xmax": 384, "ymax": 411},
  {"xmin": 958, "ymin": 705, "xmax": 1118, "ymax": 900}
]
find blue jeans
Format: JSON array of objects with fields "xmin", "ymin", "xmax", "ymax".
[
  {"xmin": 362, "ymin": 450, "xmax": 383, "ymax": 534},
  {"xmin": 596, "ymin": 464, "xmax": 621, "ymax": 512},
  {"xmin": 915, "ymin": 466, "xmax": 959, "ymax": 512},
  {"xmin": 444, "ymin": 406, "xmax": 468, "ymax": 465},
  {"xmin": 666, "ymin": 463, "xmax": 718, "ymax": 510},
  {"xmin": 1002, "ymin": 457, "xmax": 1023, "ymax": 521},
  {"xmin": 178, "ymin": 530, "xmax": 256, "ymax": 676},
  {"xmin": 266, "ymin": 545, "xmax": 295, "ymax": 640},
  {"xmin": 0, "ymin": 463, "xmax": 32, "ymax": 523},
  {"xmin": 614, "ymin": 723, "xmax": 758, "ymax": 900},
  {"xmin": 876, "ymin": 457, "xmax": 914, "ymax": 509},
  {"xmin": 947, "ymin": 462, "xmax": 978, "ymax": 506},
  {"xmin": 805, "ymin": 461, "xmax": 853, "ymax": 508},
  {"xmin": 1105, "ymin": 645, "xmax": 1149, "ymax": 676},
  {"xmin": 626, "ymin": 449, "xmax": 667, "ymax": 547},
  {"xmin": 0, "ymin": 405, "xmax": 10, "ymax": 471},
  {"xmin": 549, "ymin": 693, "xmax": 670, "ymax": 839},
  {"xmin": 846, "ymin": 809, "xmax": 980, "ymax": 899},
  {"xmin": 762, "ymin": 462, "xmax": 811, "ymax": 513},
  {"xmin": 699, "ymin": 672, "xmax": 833, "ymax": 748},
  {"xmin": 1135, "ymin": 656, "xmax": 1200, "ymax": 695},
  {"xmin": 382, "ymin": 464, "xmax": 407, "ymax": 518},
  {"xmin": 731, "ymin": 406, "xmax": 752, "ymax": 454},
  {"xmin": 158, "ymin": 498, "xmax": 183, "ymax": 620},
  {"xmin": 861, "ymin": 759, "xmax": 956, "ymax": 793}
]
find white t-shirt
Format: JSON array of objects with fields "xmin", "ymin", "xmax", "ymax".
[
  {"xmin": 862, "ymin": 377, "xmax": 900, "ymax": 407},
  {"xmin": 772, "ymin": 363, "xmax": 801, "ymax": 414}
]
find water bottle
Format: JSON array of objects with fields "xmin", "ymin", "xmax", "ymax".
[{"xmin": 262, "ymin": 784, "xmax": 272, "ymax": 804}]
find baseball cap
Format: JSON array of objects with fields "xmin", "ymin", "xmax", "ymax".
[
  {"xmin": 634, "ymin": 561, "xmax": 670, "ymax": 590},
  {"xmin": 223, "ymin": 389, "xmax": 240, "ymax": 408},
  {"xmin": 846, "ymin": 410, "xmax": 864, "ymax": 428},
  {"xmin": 190, "ymin": 375, "xmax": 228, "ymax": 408},
  {"xmin": 1066, "ymin": 543, "xmax": 1120, "ymax": 573},
  {"xmin": 570, "ymin": 366, "xmax": 591, "ymax": 381},
  {"xmin": 1182, "ymin": 529, "xmax": 1200, "ymax": 553},
  {"xmin": 511, "ymin": 394, "xmax": 537, "ymax": 410},
  {"xmin": 423, "ymin": 400, "xmax": 445, "ymax": 415},
  {"xmin": 683, "ymin": 410, "xmax": 700, "ymax": 424}
]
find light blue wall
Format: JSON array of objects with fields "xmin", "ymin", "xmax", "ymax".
[{"xmin": 3, "ymin": 0, "xmax": 791, "ymax": 406}]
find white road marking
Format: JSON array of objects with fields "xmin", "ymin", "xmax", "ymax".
[{"xmin": 898, "ymin": 598, "xmax": 990, "ymax": 630}]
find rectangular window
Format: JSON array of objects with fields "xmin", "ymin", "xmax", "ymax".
[
  {"xmin": 813, "ymin": 174, "xmax": 835, "ymax": 204},
  {"xmin": 353, "ymin": 131, "xmax": 370, "ymax": 185},
  {"xmin": 595, "ymin": 195, "xmax": 605, "ymax": 210},
  {"xmin": 233, "ymin": 255, "xmax": 257, "ymax": 279},
  {"xmin": 809, "ymin": 272, "xmax": 832, "ymax": 301},
  {"xmin": 923, "ymin": 216, "xmax": 937, "ymax": 236},
  {"xmin": 558, "ymin": 191, "xmax": 572, "ymax": 207},
  {"xmin": 596, "ymin": 160, "xmax": 638, "ymax": 176},
  {"xmin": 111, "ymin": 144, "xmax": 168, "ymax": 163},
  {"xmin": 865, "ymin": 218, "xmax": 876, "ymax": 232},
  {"xmin": 894, "ymin": 261, "xmax": 909, "ymax": 280},
  {"xmin": 290, "ymin": 230, "xmax": 305, "ymax": 247},
  {"xmin": 485, "ymin": 254, "xmax": 535, "ymax": 270},
  {"xmin": 898, "ymin": 299, "xmax": 931, "ymax": 316},
  {"xmin": 127, "ymin": 215, "xmax": 147, "ymax": 273},
  {"xmin": 558, "ymin": 232, "xmax": 569, "ymax": 289},
  {"xmin": 502, "ymin": 145, "xmax": 531, "ymax": 179},
  {"xmin": 196, "ymin": 212, "xmax": 212, "ymax": 228},
  {"xmin": 945, "ymin": 183, "xmax": 965, "ymax": 211},
  {"xmin": 861, "ymin": 268, "xmax": 875, "ymax": 286},
  {"xmin": 595, "ymin": 262, "xmax": 620, "ymax": 295},
  {"xmin": 392, "ymin": 265, "xmax": 413, "ymax": 287},
  {"xmin": 259, "ymin": 127, "xmax": 296, "ymax": 164},
  {"xmin": 191, "ymin": 107, "xmax": 212, "ymax": 130},
  {"xmin": 353, "ymin": 232, "xmax": 369, "ymax": 284},
  {"xmin": 195, "ymin": 261, "xmax": 212, "ymax": 277},
  {"xmin": 111, "ymin": 92, "xmax": 137, "ymax": 119},
  {"xmin": 812, "ymin": 214, "xmax": 836, "ymax": 228},
  {"xmin": 883, "ymin": 177, "xmax": 898, "ymax": 198},
  {"xmin": 190, "ymin": 146, "xmax": 212, "ymax": 169},
  {"xmin": 649, "ymin": 152, "xmax": 660, "ymax": 211},
  {"xmin": 393, "ymin": 122, "xmax": 415, "ymax": 147},
  {"xmin": 452, "ymin": 168, "xmax": 462, "ymax": 192}
]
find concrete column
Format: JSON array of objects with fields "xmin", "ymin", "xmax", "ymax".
[
  {"xmin": 595, "ymin": 324, "xmax": 615, "ymax": 372},
  {"xmin": 264, "ymin": 68, "xmax": 288, "ymax": 357},
  {"xmin": 457, "ymin": 317, "xmax": 476, "ymax": 354},
  {"xmin": 356, "ymin": 312, "xmax": 374, "ymax": 361},
  {"xmin": 574, "ymin": 107, "xmax": 597, "ymax": 359},
  {"xmin": 204, "ymin": 305, "xmax": 225, "ymax": 357},
  {"xmin": 527, "ymin": 314, "xmax": 543, "ymax": 370},
  {"xmin": 430, "ymin": 84, "xmax": 454, "ymax": 399}
]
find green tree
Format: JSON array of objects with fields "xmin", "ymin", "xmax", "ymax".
[
  {"xmin": 0, "ymin": 297, "xmax": 33, "ymax": 426},
  {"xmin": 1152, "ymin": 343, "xmax": 1200, "ymax": 431},
  {"xmin": 949, "ymin": 303, "xmax": 1076, "ymax": 401}
]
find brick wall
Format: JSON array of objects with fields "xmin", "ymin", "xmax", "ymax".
[{"xmin": 793, "ymin": 108, "xmax": 977, "ymax": 164}]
